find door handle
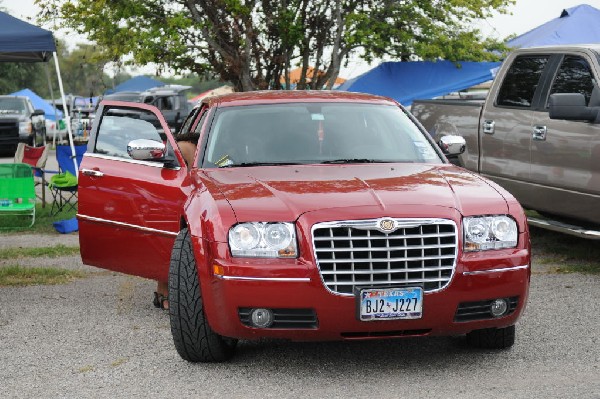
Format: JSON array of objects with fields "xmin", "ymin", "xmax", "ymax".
[
  {"xmin": 482, "ymin": 120, "xmax": 495, "ymax": 134},
  {"xmin": 81, "ymin": 168, "xmax": 104, "ymax": 177},
  {"xmin": 532, "ymin": 126, "xmax": 547, "ymax": 141}
]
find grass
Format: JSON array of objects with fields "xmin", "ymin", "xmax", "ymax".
[
  {"xmin": 0, "ymin": 202, "xmax": 77, "ymax": 233},
  {"xmin": 0, "ymin": 245, "xmax": 80, "ymax": 260},
  {"xmin": 529, "ymin": 225, "xmax": 600, "ymax": 274},
  {"xmin": 0, "ymin": 265, "xmax": 85, "ymax": 286}
]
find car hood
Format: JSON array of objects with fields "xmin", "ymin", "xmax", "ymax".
[{"xmin": 202, "ymin": 163, "xmax": 509, "ymax": 222}]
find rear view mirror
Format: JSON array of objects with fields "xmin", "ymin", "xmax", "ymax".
[
  {"xmin": 549, "ymin": 93, "xmax": 599, "ymax": 122},
  {"xmin": 32, "ymin": 109, "xmax": 45, "ymax": 117},
  {"xmin": 127, "ymin": 139, "xmax": 166, "ymax": 161}
]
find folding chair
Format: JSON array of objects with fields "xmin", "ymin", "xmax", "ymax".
[
  {"xmin": 0, "ymin": 163, "xmax": 36, "ymax": 228},
  {"xmin": 14, "ymin": 143, "xmax": 49, "ymax": 206},
  {"xmin": 48, "ymin": 144, "xmax": 86, "ymax": 216}
]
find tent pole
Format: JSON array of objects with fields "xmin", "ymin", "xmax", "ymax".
[
  {"xmin": 53, "ymin": 51, "xmax": 78, "ymax": 177},
  {"xmin": 44, "ymin": 63, "xmax": 58, "ymax": 148}
]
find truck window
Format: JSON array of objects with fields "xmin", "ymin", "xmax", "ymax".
[
  {"xmin": 496, "ymin": 55, "xmax": 549, "ymax": 108},
  {"xmin": 546, "ymin": 55, "xmax": 595, "ymax": 107}
]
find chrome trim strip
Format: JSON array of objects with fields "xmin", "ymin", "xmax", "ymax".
[
  {"xmin": 216, "ymin": 276, "xmax": 311, "ymax": 282},
  {"xmin": 85, "ymin": 152, "xmax": 181, "ymax": 170},
  {"xmin": 462, "ymin": 265, "xmax": 529, "ymax": 276},
  {"xmin": 77, "ymin": 214, "xmax": 178, "ymax": 237}
]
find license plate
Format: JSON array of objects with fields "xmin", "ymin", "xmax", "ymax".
[{"xmin": 358, "ymin": 287, "xmax": 423, "ymax": 321}]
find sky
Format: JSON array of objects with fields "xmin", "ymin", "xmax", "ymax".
[{"xmin": 2, "ymin": 0, "xmax": 600, "ymax": 79}]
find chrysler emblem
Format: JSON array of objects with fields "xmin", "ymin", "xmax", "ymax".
[{"xmin": 379, "ymin": 219, "xmax": 395, "ymax": 233}]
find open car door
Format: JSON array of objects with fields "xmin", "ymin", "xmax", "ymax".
[{"xmin": 78, "ymin": 101, "xmax": 190, "ymax": 281}]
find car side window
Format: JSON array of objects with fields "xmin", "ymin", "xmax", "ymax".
[
  {"xmin": 95, "ymin": 107, "xmax": 164, "ymax": 159},
  {"xmin": 496, "ymin": 55, "xmax": 550, "ymax": 108},
  {"xmin": 547, "ymin": 55, "xmax": 595, "ymax": 107}
]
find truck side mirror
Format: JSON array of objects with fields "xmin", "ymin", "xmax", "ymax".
[
  {"xmin": 548, "ymin": 93, "xmax": 599, "ymax": 122},
  {"xmin": 32, "ymin": 109, "xmax": 45, "ymax": 117}
]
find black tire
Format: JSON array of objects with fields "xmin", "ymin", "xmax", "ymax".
[
  {"xmin": 466, "ymin": 325, "xmax": 516, "ymax": 349},
  {"xmin": 168, "ymin": 228, "xmax": 238, "ymax": 362}
]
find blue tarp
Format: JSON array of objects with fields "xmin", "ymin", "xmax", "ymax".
[
  {"xmin": 0, "ymin": 11, "xmax": 56, "ymax": 62},
  {"xmin": 508, "ymin": 4, "xmax": 600, "ymax": 48},
  {"xmin": 105, "ymin": 76, "xmax": 165, "ymax": 94},
  {"xmin": 338, "ymin": 61, "xmax": 501, "ymax": 106},
  {"xmin": 10, "ymin": 88, "xmax": 63, "ymax": 121}
]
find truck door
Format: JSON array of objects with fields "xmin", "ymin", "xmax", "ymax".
[
  {"xmin": 529, "ymin": 53, "xmax": 600, "ymax": 223},
  {"xmin": 77, "ymin": 101, "xmax": 189, "ymax": 282},
  {"xmin": 480, "ymin": 54, "xmax": 552, "ymax": 205}
]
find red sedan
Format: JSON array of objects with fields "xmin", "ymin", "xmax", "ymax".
[{"xmin": 78, "ymin": 91, "xmax": 530, "ymax": 362}]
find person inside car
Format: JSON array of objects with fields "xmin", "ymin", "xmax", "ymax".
[{"xmin": 153, "ymin": 131, "xmax": 200, "ymax": 310}]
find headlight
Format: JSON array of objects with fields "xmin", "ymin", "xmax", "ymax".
[
  {"xmin": 229, "ymin": 222, "xmax": 297, "ymax": 258},
  {"xmin": 19, "ymin": 121, "xmax": 32, "ymax": 134},
  {"xmin": 464, "ymin": 215, "xmax": 518, "ymax": 251}
]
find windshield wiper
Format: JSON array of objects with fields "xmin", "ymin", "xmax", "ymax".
[
  {"xmin": 321, "ymin": 158, "xmax": 388, "ymax": 164},
  {"xmin": 221, "ymin": 161, "xmax": 304, "ymax": 168}
]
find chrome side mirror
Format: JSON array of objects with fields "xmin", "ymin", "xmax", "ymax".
[
  {"xmin": 127, "ymin": 139, "xmax": 166, "ymax": 161},
  {"xmin": 438, "ymin": 135, "xmax": 466, "ymax": 156}
]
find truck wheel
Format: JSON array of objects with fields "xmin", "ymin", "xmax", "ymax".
[
  {"xmin": 466, "ymin": 325, "xmax": 515, "ymax": 349},
  {"xmin": 168, "ymin": 228, "xmax": 238, "ymax": 362}
]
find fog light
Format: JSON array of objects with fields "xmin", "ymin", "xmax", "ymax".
[
  {"xmin": 250, "ymin": 308, "xmax": 273, "ymax": 328},
  {"xmin": 490, "ymin": 298, "xmax": 509, "ymax": 317}
]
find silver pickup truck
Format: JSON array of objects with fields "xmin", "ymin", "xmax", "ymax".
[{"xmin": 411, "ymin": 45, "xmax": 600, "ymax": 238}]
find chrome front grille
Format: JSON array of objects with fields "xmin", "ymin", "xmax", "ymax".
[{"xmin": 312, "ymin": 218, "xmax": 457, "ymax": 295}]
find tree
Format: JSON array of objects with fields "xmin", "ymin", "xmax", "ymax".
[{"xmin": 36, "ymin": 0, "xmax": 514, "ymax": 92}]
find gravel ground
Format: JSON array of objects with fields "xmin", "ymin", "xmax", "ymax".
[{"xmin": 1, "ymin": 232, "xmax": 599, "ymax": 398}]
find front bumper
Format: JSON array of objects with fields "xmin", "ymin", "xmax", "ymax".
[{"xmin": 196, "ymin": 240, "xmax": 530, "ymax": 341}]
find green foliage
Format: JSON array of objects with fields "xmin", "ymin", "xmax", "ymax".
[
  {"xmin": 35, "ymin": 0, "xmax": 514, "ymax": 92},
  {"xmin": 0, "ymin": 245, "xmax": 80, "ymax": 260},
  {"xmin": 530, "ymin": 226, "xmax": 600, "ymax": 274},
  {"xmin": 0, "ymin": 265, "xmax": 85, "ymax": 286},
  {"xmin": 0, "ymin": 203, "xmax": 77, "ymax": 234}
]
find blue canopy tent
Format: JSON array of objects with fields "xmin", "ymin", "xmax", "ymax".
[
  {"xmin": 508, "ymin": 4, "xmax": 600, "ymax": 48},
  {"xmin": 10, "ymin": 88, "xmax": 63, "ymax": 121},
  {"xmin": 338, "ymin": 61, "xmax": 501, "ymax": 106},
  {"xmin": 0, "ymin": 12, "xmax": 55, "ymax": 62},
  {"xmin": 0, "ymin": 11, "xmax": 78, "ymax": 173},
  {"xmin": 105, "ymin": 76, "xmax": 165, "ymax": 94}
]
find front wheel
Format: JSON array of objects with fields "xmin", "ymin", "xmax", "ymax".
[
  {"xmin": 168, "ymin": 228, "xmax": 238, "ymax": 362},
  {"xmin": 466, "ymin": 325, "xmax": 516, "ymax": 349}
]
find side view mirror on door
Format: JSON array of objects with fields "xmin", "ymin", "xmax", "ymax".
[
  {"xmin": 438, "ymin": 135, "xmax": 466, "ymax": 156},
  {"xmin": 548, "ymin": 93, "xmax": 600, "ymax": 123},
  {"xmin": 127, "ymin": 138, "xmax": 166, "ymax": 161}
]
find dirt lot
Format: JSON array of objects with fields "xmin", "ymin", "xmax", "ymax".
[{"xmin": 1, "ymin": 228, "xmax": 599, "ymax": 398}]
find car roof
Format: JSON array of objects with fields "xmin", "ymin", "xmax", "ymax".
[{"xmin": 201, "ymin": 90, "xmax": 397, "ymax": 108}]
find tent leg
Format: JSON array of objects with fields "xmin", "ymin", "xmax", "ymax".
[
  {"xmin": 45, "ymin": 63, "xmax": 58, "ymax": 149},
  {"xmin": 53, "ymin": 52, "xmax": 78, "ymax": 177}
]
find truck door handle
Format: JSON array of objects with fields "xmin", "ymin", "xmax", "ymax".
[
  {"xmin": 81, "ymin": 168, "xmax": 104, "ymax": 177},
  {"xmin": 532, "ymin": 126, "xmax": 547, "ymax": 141},
  {"xmin": 483, "ymin": 120, "xmax": 495, "ymax": 134}
]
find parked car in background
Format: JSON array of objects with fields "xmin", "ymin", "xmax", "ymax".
[
  {"xmin": 100, "ymin": 91, "xmax": 143, "ymax": 103},
  {"xmin": 0, "ymin": 95, "xmax": 46, "ymax": 153},
  {"xmin": 140, "ymin": 85, "xmax": 191, "ymax": 132},
  {"xmin": 411, "ymin": 44, "xmax": 600, "ymax": 239},
  {"xmin": 78, "ymin": 91, "xmax": 530, "ymax": 362}
]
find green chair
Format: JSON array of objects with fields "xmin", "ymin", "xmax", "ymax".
[{"xmin": 0, "ymin": 163, "xmax": 36, "ymax": 228}]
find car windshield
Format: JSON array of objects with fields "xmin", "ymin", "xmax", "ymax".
[
  {"xmin": 202, "ymin": 102, "xmax": 442, "ymax": 168},
  {"xmin": 0, "ymin": 98, "xmax": 27, "ymax": 115}
]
